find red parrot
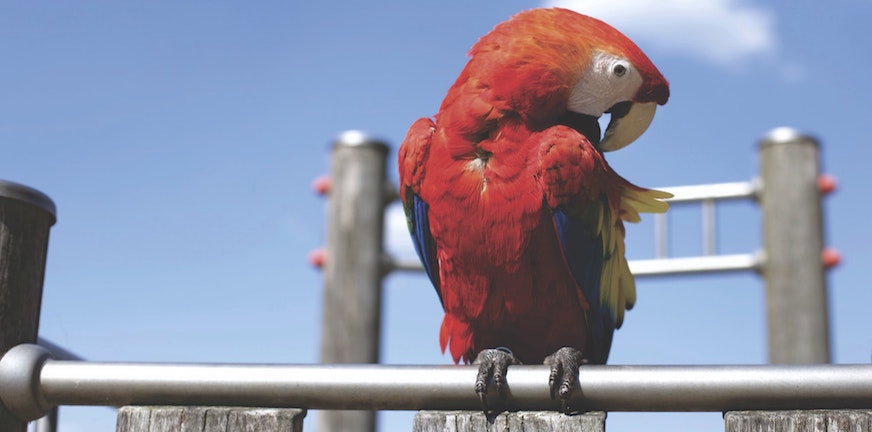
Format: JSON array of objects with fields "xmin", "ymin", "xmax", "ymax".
[{"xmin": 398, "ymin": 8, "xmax": 670, "ymax": 410}]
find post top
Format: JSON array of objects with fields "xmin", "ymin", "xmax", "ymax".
[
  {"xmin": 332, "ymin": 130, "xmax": 390, "ymax": 153},
  {"xmin": 0, "ymin": 180, "xmax": 57, "ymax": 224},
  {"xmin": 759, "ymin": 127, "xmax": 819, "ymax": 149}
]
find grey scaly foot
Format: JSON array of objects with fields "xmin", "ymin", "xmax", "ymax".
[
  {"xmin": 473, "ymin": 347, "xmax": 519, "ymax": 414},
  {"xmin": 544, "ymin": 347, "xmax": 586, "ymax": 413}
]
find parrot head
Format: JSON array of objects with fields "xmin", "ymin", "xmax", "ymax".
[{"xmin": 468, "ymin": 7, "xmax": 669, "ymax": 151}]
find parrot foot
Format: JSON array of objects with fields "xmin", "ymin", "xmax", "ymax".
[
  {"xmin": 544, "ymin": 347, "xmax": 587, "ymax": 414},
  {"xmin": 473, "ymin": 347, "xmax": 519, "ymax": 414}
]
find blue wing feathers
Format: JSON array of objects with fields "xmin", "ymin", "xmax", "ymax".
[
  {"xmin": 552, "ymin": 204, "xmax": 615, "ymax": 364},
  {"xmin": 406, "ymin": 193, "xmax": 442, "ymax": 304}
]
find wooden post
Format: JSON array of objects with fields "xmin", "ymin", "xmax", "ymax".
[
  {"xmin": 0, "ymin": 180, "xmax": 56, "ymax": 432},
  {"xmin": 725, "ymin": 410, "xmax": 872, "ymax": 432},
  {"xmin": 413, "ymin": 411, "xmax": 605, "ymax": 432},
  {"xmin": 116, "ymin": 406, "xmax": 306, "ymax": 432},
  {"xmin": 758, "ymin": 128, "xmax": 831, "ymax": 364},
  {"xmin": 318, "ymin": 131, "xmax": 389, "ymax": 432}
]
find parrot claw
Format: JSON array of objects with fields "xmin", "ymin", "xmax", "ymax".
[
  {"xmin": 544, "ymin": 347, "xmax": 586, "ymax": 414},
  {"xmin": 473, "ymin": 347, "xmax": 519, "ymax": 414}
]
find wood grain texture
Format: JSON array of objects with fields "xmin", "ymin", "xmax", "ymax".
[
  {"xmin": 318, "ymin": 138, "xmax": 389, "ymax": 432},
  {"xmin": 0, "ymin": 192, "xmax": 55, "ymax": 432},
  {"xmin": 413, "ymin": 411, "xmax": 605, "ymax": 432},
  {"xmin": 726, "ymin": 410, "xmax": 872, "ymax": 432},
  {"xmin": 759, "ymin": 133, "xmax": 830, "ymax": 364},
  {"xmin": 116, "ymin": 406, "xmax": 306, "ymax": 432}
]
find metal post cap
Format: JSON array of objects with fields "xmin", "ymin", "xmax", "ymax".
[
  {"xmin": 332, "ymin": 130, "xmax": 390, "ymax": 154},
  {"xmin": 758, "ymin": 127, "xmax": 819, "ymax": 149},
  {"xmin": 0, "ymin": 180, "xmax": 57, "ymax": 225},
  {"xmin": 0, "ymin": 344, "xmax": 53, "ymax": 421}
]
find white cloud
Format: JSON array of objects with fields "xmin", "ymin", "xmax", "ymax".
[{"xmin": 543, "ymin": 0, "xmax": 778, "ymax": 69}]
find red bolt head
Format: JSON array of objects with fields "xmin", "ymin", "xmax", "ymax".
[
  {"xmin": 312, "ymin": 175, "xmax": 332, "ymax": 196},
  {"xmin": 821, "ymin": 247, "xmax": 841, "ymax": 270},
  {"xmin": 817, "ymin": 174, "xmax": 837, "ymax": 196},
  {"xmin": 308, "ymin": 248, "xmax": 327, "ymax": 268}
]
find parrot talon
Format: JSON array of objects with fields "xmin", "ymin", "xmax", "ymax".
[
  {"xmin": 544, "ymin": 347, "xmax": 586, "ymax": 414},
  {"xmin": 473, "ymin": 347, "xmax": 519, "ymax": 414}
]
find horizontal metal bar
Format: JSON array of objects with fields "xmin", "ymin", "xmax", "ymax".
[
  {"xmin": 3, "ymin": 345, "xmax": 872, "ymax": 419},
  {"xmin": 628, "ymin": 253, "xmax": 762, "ymax": 277},
  {"xmin": 34, "ymin": 361, "xmax": 872, "ymax": 412},
  {"xmin": 660, "ymin": 181, "xmax": 758, "ymax": 204},
  {"xmin": 388, "ymin": 181, "xmax": 760, "ymax": 276},
  {"xmin": 390, "ymin": 258, "xmax": 433, "ymax": 273},
  {"xmin": 392, "ymin": 254, "xmax": 762, "ymax": 278}
]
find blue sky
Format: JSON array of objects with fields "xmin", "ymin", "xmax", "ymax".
[{"xmin": 2, "ymin": 1, "xmax": 870, "ymax": 431}]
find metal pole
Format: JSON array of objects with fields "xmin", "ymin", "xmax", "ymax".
[
  {"xmin": 655, "ymin": 213, "xmax": 668, "ymax": 259},
  {"xmin": 32, "ymin": 408, "xmax": 57, "ymax": 432},
  {"xmin": 32, "ymin": 338, "xmax": 85, "ymax": 432},
  {"xmin": 759, "ymin": 127, "xmax": 830, "ymax": 364},
  {"xmin": 702, "ymin": 199, "xmax": 716, "ymax": 256},
  {"xmin": 0, "ymin": 181, "xmax": 56, "ymax": 432},
  {"xmin": 319, "ymin": 131, "xmax": 389, "ymax": 432},
  {"xmin": 391, "ymin": 253, "xmax": 763, "ymax": 277},
  {"xmin": 2, "ymin": 346, "xmax": 872, "ymax": 418},
  {"xmin": 662, "ymin": 181, "xmax": 757, "ymax": 203}
]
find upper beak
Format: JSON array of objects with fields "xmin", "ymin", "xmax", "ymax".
[{"xmin": 597, "ymin": 101, "xmax": 657, "ymax": 152}]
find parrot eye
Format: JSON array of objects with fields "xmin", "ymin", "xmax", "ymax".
[{"xmin": 613, "ymin": 63, "xmax": 627, "ymax": 77}]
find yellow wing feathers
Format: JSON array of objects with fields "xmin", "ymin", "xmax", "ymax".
[
  {"xmin": 619, "ymin": 186, "xmax": 672, "ymax": 222},
  {"xmin": 600, "ymin": 185, "xmax": 671, "ymax": 328}
]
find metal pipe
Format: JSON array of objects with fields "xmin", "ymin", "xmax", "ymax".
[
  {"xmin": 388, "ymin": 180, "xmax": 762, "ymax": 277},
  {"xmin": 32, "ymin": 408, "xmax": 56, "ymax": 432},
  {"xmin": 702, "ymin": 199, "xmax": 716, "ymax": 256},
  {"xmin": 655, "ymin": 212, "xmax": 668, "ymax": 259},
  {"xmin": 661, "ymin": 181, "xmax": 757, "ymax": 203},
  {"xmin": 391, "ymin": 254, "xmax": 762, "ymax": 278},
  {"xmin": 32, "ymin": 360, "xmax": 872, "ymax": 412},
  {"xmin": 628, "ymin": 253, "xmax": 762, "ymax": 276},
  {"xmin": 3, "ymin": 345, "xmax": 872, "ymax": 421},
  {"xmin": 31, "ymin": 339, "xmax": 85, "ymax": 432}
]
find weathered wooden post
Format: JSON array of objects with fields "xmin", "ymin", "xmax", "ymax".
[
  {"xmin": 758, "ymin": 127, "xmax": 830, "ymax": 364},
  {"xmin": 414, "ymin": 411, "xmax": 605, "ymax": 432},
  {"xmin": 0, "ymin": 180, "xmax": 56, "ymax": 432},
  {"xmin": 726, "ymin": 128, "xmax": 841, "ymax": 431},
  {"xmin": 318, "ymin": 131, "xmax": 389, "ymax": 432},
  {"xmin": 116, "ymin": 407, "xmax": 306, "ymax": 432},
  {"xmin": 726, "ymin": 411, "xmax": 872, "ymax": 432}
]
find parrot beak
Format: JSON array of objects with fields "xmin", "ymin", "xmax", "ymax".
[{"xmin": 598, "ymin": 101, "xmax": 657, "ymax": 152}]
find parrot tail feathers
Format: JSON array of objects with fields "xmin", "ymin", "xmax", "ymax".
[
  {"xmin": 619, "ymin": 185, "xmax": 672, "ymax": 223},
  {"xmin": 440, "ymin": 314, "xmax": 474, "ymax": 364}
]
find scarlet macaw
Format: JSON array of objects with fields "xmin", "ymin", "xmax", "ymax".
[{"xmin": 399, "ymin": 8, "xmax": 670, "ymax": 411}]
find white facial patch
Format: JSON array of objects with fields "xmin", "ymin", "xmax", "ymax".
[{"xmin": 567, "ymin": 51, "xmax": 644, "ymax": 117}]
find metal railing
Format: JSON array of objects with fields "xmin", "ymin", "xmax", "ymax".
[
  {"xmin": 389, "ymin": 180, "xmax": 765, "ymax": 278},
  {"xmin": 30, "ymin": 338, "xmax": 85, "ymax": 432},
  {"xmin": 2, "ymin": 344, "xmax": 872, "ymax": 422}
]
